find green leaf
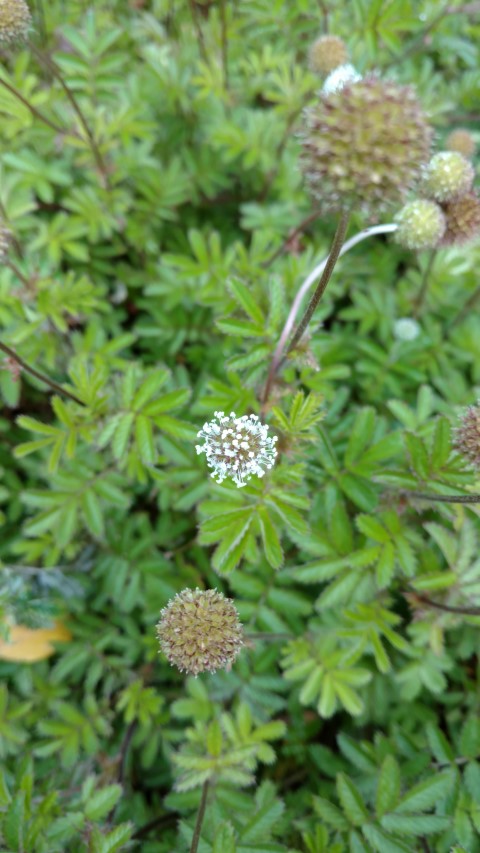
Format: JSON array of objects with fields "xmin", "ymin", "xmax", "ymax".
[
  {"xmin": 258, "ymin": 506, "xmax": 284, "ymax": 569},
  {"xmin": 381, "ymin": 814, "xmax": 450, "ymax": 835},
  {"xmin": 84, "ymin": 783, "xmax": 123, "ymax": 821},
  {"xmin": 395, "ymin": 770, "xmax": 453, "ymax": 813},
  {"xmin": 135, "ymin": 414, "xmax": 156, "ymax": 465},
  {"xmin": 376, "ymin": 755, "xmax": 401, "ymax": 817},
  {"xmin": 336, "ymin": 774, "xmax": 368, "ymax": 826}
]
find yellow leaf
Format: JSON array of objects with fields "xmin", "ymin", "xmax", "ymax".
[{"xmin": 0, "ymin": 621, "xmax": 72, "ymax": 662}]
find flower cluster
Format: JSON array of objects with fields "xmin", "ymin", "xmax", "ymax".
[
  {"xmin": 454, "ymin": 402, "xmax": 480, "ymax": 470},
  {"xmin": 300, "ymin": 76, "xmax": 432, "ymax": 217},
  {"xmin": 156, "ymin": 588, "xmax": 244, "ymax": 676},
  {"xmin": 394, "ymin": 137, "xmax": 480, "ymax": 251},
  {"xmin": 196, "ymin": 411, "xmax": 278, "ymax": 488},
  {"xmin": 0, "ymin": 0, "xmax": 31, "ymax": 45}
]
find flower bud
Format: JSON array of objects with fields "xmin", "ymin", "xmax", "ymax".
[
  {"xmin": 300, "ymin": 76, "xmax": 432, "ymax": 217},
  {"xmin": 394, "ymin": 199, "xmax": 445, "ymax": 250},
  {"xmin": 156, "ymin": 588, "xmax": 244, "ymax": 676},
  {"xmin": 0, "ymin": 0, "xmax": 31, "ymax": 45},
  {"xmin": 454, "ymin": 402, "xmax": 480, "ymax": 470},
  {"xmin": 441, "ymin": 191, "xmax": 480, "ymax": 247},
  {"xmin": 446, "ymin": 129, "xmax": 476, "ymax": 159},
  {"xmin": 309, "ymin": 35, "xmax": 348, "ymax": 75},
  {"xmin": 423, "ymin": 152, "xmax": 474, "ymax": 203}
]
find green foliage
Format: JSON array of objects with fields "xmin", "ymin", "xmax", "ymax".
[{"xmin": 0, "ymin": 0, "xmax": 479, "ymax": 850}]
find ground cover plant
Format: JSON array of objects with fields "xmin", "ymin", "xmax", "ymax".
[{"xmin": 0, "ymin": 0, "xmax": 479, "ymax": 850}]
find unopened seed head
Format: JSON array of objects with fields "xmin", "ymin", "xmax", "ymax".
[
  {"xmin": 394, "ymin": 199, "xmax": 445, "ymax": 250},
  {"xmin": 309, "ymin": 35, "xmax": 348, "ymax": 75},
  {"xmin": 441, "ymin": 191, "xmax": 480, "ymax": 247},
  {"xmin": 300, "ymin": 76, "xmax": 433, "ymax": 218},
  {"xmin": 0, "ymin": 0, "xmax": 32, "ymax": 45},
  {"xmin": 423, "ymin": 151, "xmax": 474, "ymax": 203},
  {"xmin": 156, "ymin": 588, "xmax": 244, "ymax": 676},
  {"xmin": 454, "ymin": 402, "xmax": 480, "ymax": 470},
  {"xmin": 446, "ymin": 129, "xmax": 476, "ymax": 159}
]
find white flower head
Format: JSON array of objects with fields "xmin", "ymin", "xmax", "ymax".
[
  {"xmin": 196, "ymin": 411, "xmax": 278, "ymax": 488},
  {"xmin": 322, "ymin": 63, "xmax": 362, "ymax": 95},
  {"xmin": 394, "ymin": 317, "xmax": 421, "ymax": 342}
]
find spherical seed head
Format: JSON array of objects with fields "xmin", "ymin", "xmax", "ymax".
[
  {"xmin": 196, "ymin": 411, "xmax": 278, "ymax": 488},
  {"xmin": 394, "ymin": 199, "xmax": 446, "ymax": 250},
  {"xmin": 454, "ymin": 402, "xmax": 480, "ymax": 470},
  {"xmin": 0, "ymin": 0, "xmax": 32, "ymax": 45},
  {"xmin": 446, "ymin": 129, "xmax": 476, "ymax": 159},
  {"xmin": 300, "ymin": 76, "xmax": 433, "ymax": 218},
  {"xmin": 440, "ymin": 191, "xmax": 480, "ymax": 247},
  {"xmin": 309, "ymin": 35, "xmax": 349, "ymax": 75},
  {"xmin": 156, "ymin": 588, "xmax": 244, "ymax": 676},
  {"xmin": 0, "ymin": 223, "xmax": 12, "ymax": 261},
  {"xmin": 423, "ymin": 151, "xmax": 474, "ymax": 203}
]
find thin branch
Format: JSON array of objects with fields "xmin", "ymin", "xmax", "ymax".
[
  {"xmin": 409, "ymin": 592, "xmax": 480, "ymax": 617},
  {"xmin": 118, "ymin": 720, "xmax": 137, "ymax": 786},
  {"xmin": 6, "ymin": 260, "xmax": 32, "ymax": 289},
  {"xmin": 0, "ymin": 76, "xmax": 67, "ymax": 136},
  {"xmin": 188, "ymin": 0, "xmax": 209, "ymax": 65},
  {"xmin": 219, "ymin": 0, "xmax": 229, "ymax": 90},
  {"xmin": 29, "ymin": 43, "xmax": 109, "ymax": 185},
  {"xmin": 446, "ymin": 283, "xmax": 480, "ymax": 331},
  {"xmin": 190, "ymin": 780, "xmax": 210, "ymax": 853},
  {"xmin": 263, "ymin": 210, "xmax": 320, "ymax": 268},
  {"xmin": 0, "ymin": 341, "xmax": 85, "ymax": 406},
  {"xmin": 413, "ymin": 248, "xmax": 437, "ymax": 318},
  {"xmin": 400, "ymin": 489, "xmax": 480, "ymax": 504}
]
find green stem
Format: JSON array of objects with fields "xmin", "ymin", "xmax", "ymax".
[
  {"xmin": 285, "ymin": 209, "xmax": 350, "ymax": 358},
  {"xmin": 190, "ymin": 780, "xmax": 210, "ymax": 853},
  {"xmin": 413, "ymin": 248, "xmax": 437, "ymax": 317},
  {"xmin": 0, "ymin": 341, "xmax": 85, "ymax": 406}
]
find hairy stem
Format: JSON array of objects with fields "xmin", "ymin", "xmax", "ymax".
[
  {"xmin": 190, "ymin": 780, "xmax": 210, "ymax": 853},
  {"xmin": 0, "ymin": 76, "xmax": 67, "ymax": 136},
  {"xmin": 29, "ymin": 43, "xmax": 109, "ymax": 184},
  {"xmin": 413, "ymin": 248, "xmax": 437, "ymax": 317},
  {"xmin": 0, "ymin": 341, "xmax": 85, "ymax": 406},
  {"xmin": 6, "ymin": 260, "xmax": 32, "ymax": 289},
  {"xmin": 262, "ymin": 219, "xmax": 397, "ymax": 407}
]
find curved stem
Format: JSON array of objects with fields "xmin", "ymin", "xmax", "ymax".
[
  {"xmin": 0, "ymin": 341, "xmax": 85, "ymax": 406},
  {"xmin": 29, "ymin": 43, "xmax": 109, "ymax": 185},
  {"xmin": 262, "ymin": 221, "xmax": 397, "ymax": 407},
  {"xmin": 400, "ymin": 489, "xmax": 480, "ymax": 504},
  {"xmin": 286, "ymin": 209, "xmax": 350, "ymax": 356},
  {"xmin": 190, "ymin": 780, "xmax": 210, "ymax": 853}
]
